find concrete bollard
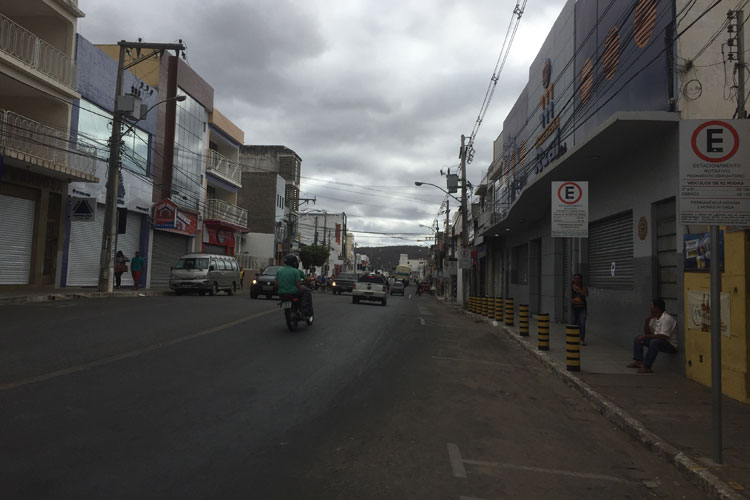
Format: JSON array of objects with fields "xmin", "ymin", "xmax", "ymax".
[
  {"xmin": 504, "ymin": 298, "xmax": 514, "ymax": 326},
  {"xmin": 566, "ymin": 324, "xmax": 581, "ymax": 372},
  {"xmin": 495, "ymin": 297, "xmax": 504, "ymax": 322},
  {"xmin": 519, "ymin": 304, "xmax": 529, "ymax": 336},
  {"xmin": 537, "ymin": 313, "xmax": 550, "ymax": 350}
]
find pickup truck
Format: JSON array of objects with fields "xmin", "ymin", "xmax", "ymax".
[{"xmin": 331, "ymin": 272, "xmax": 359, "ymax": 294}]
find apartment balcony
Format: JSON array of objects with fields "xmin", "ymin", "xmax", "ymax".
[
  {"xmin": 204, "ymin": 198, "xmax": 248, "ymax": 231},
  {"xmin": 0, "ymin": 109, "xmax": 98, "ymax": 182},
  {"xmin": 0, "ymin": 13, "xmax": 77, "ymax": 92},
  {"xmin": 206, "ymin": 150, "xmax": 242, "ymax": 187}
]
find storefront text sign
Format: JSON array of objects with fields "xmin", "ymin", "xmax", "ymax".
[
  {"xmin": 551, "ymin": 181, "xmax": 588, "ymax": 238},
  {"xmin": 680, "ymin": 120, "xmax": 750, "ymax": 225}
]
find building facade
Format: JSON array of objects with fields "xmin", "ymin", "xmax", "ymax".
[
  {"xmin": 0, "ymin": 0, "xmax": 97, "ymax": 288},
  {"xmin": 468, "ymin": 0, "xmax": 749, "ymax": 402},
  {"xmin": 60, "ymin": 35, "xmax": 155, "ymax": 288},
  {"xmin": 298, "ymin": 211, "xmax": 348, "ymax": 277},
  {"xmin": 239, "ymin": 145, "xmax": 302, "ymax": 263}
]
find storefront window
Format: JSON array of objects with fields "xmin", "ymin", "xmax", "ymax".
[
  {"xmin": 77, "ymin": 99, "xmax": 149, "ymax": 176},
  {"xmin": 172, "ymin": 89, "xmax": 207, "ymax": 211}
]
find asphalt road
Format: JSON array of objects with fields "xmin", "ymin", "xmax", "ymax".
[{"xmin": 0, "ymin": 289, "xmax": 704, "ymax": 499}]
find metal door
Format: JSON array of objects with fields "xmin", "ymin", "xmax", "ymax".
[{"xmin": 0, "ymin": 194, "xmax": 35, "ymax": 284}]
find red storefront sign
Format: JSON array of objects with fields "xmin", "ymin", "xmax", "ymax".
[
  {"xmin": 152, "ymin": 198, "xmax": 198, "ymax": 236},
  {"xmin": 203, "ymin": 224, "xmax": 236, "ymax": 247}
]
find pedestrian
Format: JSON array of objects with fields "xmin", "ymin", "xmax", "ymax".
[
  {"xmin": 571, "ymin": 273, "xmax": 588, "ymax": 345},
  {"xmin": 114, "ymin": 251, "xmax": 129, "ymax": 289},
  {"xmin": 627, "ymin": 298, "xmax": 677, "ymax": 373},
  {"xmin": 130, "ymin": 251, "xmax": 145, "ymax": 290},
  {"xmin": 239, "ymin": 266, "xmax": 245, "ymax": 289}
]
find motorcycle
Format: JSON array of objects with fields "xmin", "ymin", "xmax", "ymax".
[{"xmin": 279, "ymin": 294, "xmax": 313, "ymax": 332}]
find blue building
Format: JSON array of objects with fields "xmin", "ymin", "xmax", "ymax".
[{"xmin": 61, "ymin": 35, "xmax": 159, "ymax": 288}]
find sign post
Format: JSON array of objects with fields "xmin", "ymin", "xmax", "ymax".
[
  {"xmin": 680, "ymin": 119, "xmax": 749, "ymax": 464},
  {"xmin": 551, "ymin": 181, "xmax": 588, "ymax": 238}
]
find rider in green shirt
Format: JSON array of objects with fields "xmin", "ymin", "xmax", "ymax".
[{"xmin": 275, "ymin": 255, "xmax": 312, "ymax": 315}]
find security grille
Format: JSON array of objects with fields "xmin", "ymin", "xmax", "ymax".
[{"xmin": 588, "ymin": 211, "xmax": 633, "ymax": 289}]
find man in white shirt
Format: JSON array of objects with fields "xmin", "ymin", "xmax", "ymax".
[{"xmin": 627, "ymin": 298, "xmax": 677, "ymax": 373}]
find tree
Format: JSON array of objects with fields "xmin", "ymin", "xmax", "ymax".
[{"xmin": 299, "ymin": 244, "xmax": 330, "ymax": 271}]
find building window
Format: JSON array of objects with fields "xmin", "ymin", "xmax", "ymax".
[
  {"xmin": 173, "ymin": 89, "xmax": 207, "ymax": 211},
  {"xmin": 511, "ymin": 243, "xmax": 528, "ymax": 285},
  {"xmin": 77, "ymin": 99, "xmax": 149, "ymax": 175}
]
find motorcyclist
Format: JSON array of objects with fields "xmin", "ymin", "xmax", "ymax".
[{"xmin": 275, "ymin": 255, "xmax": 313, "ymax": 317}]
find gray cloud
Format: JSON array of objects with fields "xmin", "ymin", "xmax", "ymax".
[{"xmin": 79, "ymin": 0, "xmax": 566, "ymax": 246}]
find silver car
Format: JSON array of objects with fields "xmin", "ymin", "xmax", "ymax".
[{"xmin": 169, "ymin": 253, "xmax": 241, "ymax": 296}]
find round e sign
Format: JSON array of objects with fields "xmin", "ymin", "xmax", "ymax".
[
  {"xmin": 691, "ymin": 120, "xmax": 740, "ymax": 163},
  {"xmin": 557, "ymin": 182, "xmax": 583, "ymax": 205}
]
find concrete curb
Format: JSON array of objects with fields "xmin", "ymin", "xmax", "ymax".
[
  {"xmin": 460, "ymin": 309, "xmax": 743, "ymax": 500},
  {"xmin": 0, "ymin": 290, "xmax": 173, "ymax": 306}
]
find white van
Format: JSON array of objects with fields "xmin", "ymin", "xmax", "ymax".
[{"xmin": 169, "ymin": 253, "xmax": 241, "ymax": 296}]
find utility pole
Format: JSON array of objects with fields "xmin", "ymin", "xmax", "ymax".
[
  {"xmin": 314, "ymin": 216, "xmax": 319, "ymax": 246},
  {"xmin": 734, "ymin": 10, "xmax": 746, "ymax": 118},
  {"xmin": 97, "ymin": 40, "xmax": 185, "ymax": 292},
  {"xmin": 445, "ymin": 198, "xmax": 451, "ymax": 302},
  {"xmin": 459, "ymin": 134, "xmax": 469, "ymax": 308}
]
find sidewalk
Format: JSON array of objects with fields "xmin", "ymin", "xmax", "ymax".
[
  {"xmin": 0, "ymin": 287, "xmax": 173, "ymax": 305},
  {"xmin": 451, "ymin": 302, "xmax": 749, "ymax": 500}
]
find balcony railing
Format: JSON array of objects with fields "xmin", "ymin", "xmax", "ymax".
[
  {"xmin": 207, "ymin": 150, "xmax": 242, "ymax": 187},
  {"xmin": 205, "ymin": 198, "xmax": 248, "ymax": 229},
  {"xmin": 0, "ymin": 109, "xmax": 97, "ymax": 178},
  {"xmin": 0, "ymin": 13, "xmax": 77, "ymax": 90}
]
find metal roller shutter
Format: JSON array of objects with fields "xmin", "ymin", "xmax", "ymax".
[
  {"xmin": 0, "ymin": 195, "xmax": 35, "ymax": 284},
  {"xmin": 151, "ymin": 231, "xmax": 189, "ymax": 287},
  {"xmin": 588, "ymin": 211, "xmax": 633, "ymax": 289},
  {"xmin": 67, "ymin": 205, "xmax": 104, "ymax": 286}
]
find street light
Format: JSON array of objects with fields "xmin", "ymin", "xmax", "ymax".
[
  {"xmin": 121, "ymin": 94, "xmax": 186, "ymax": 137},
  {"xmin": 419, "ymin": 224, "xmax": 437, "ymax": 233},
  {"xmin": 414, "ymin": 181, "xmax": 461, "ymax": 203}
]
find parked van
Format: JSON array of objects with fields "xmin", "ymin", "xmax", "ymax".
[{"xmin": 169, "ymin": 253, "xmax": 240, "ymax": 296}]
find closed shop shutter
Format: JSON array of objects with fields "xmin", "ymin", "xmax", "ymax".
[
  {"xmin": 588, "ymin": 211, "xmax": 633, "ymax": 289},
  {"xmin": 512, "ymin": 244, "xmax": 528, "ymax": 285},
  {"xmin": 151, "ymin": 231, "xmax": 189, "ymax": 287},
  {"xmin": 0, "ymin": 194, "xmax": 35, "ymax": 285},
  {"xmin": 68, "ymin": 207, "xmax": 142, "ymax": 287}
]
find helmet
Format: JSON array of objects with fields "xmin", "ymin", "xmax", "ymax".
[{"xmin": 284, "ymin": 254, "xmax": 299, "ymax": 266}]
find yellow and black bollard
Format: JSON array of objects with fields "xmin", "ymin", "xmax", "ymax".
[
  {"xmin": 495, "ymin": 297, "xmax": 504, "ymax": 322},
  {"xmin": 566, "ymin": 324, "xmax": 581, "ymax": 371},
  {"xmin": 481, "ymin": 297, "xmax": 487, "ymax": 317},
  {"xmin": 519, "ymin": 304, "xmax": 529, "ymax": 336},
  {"xmin": 469, "ymin": 296, "xmax": 474, "ymax": 313},
  {"xmin": 487, "ymin": 296, "xmax": 495, "ymax": 319},
  {"xmin": 472, "ymin": 297, "xmax": 478, "ymax": 314},
  {"xmin": 537, "ymin": 313, "xmax": 550, "ymax": 350},
  {"xmin": 504, "ymin": 298, "xmax": 514, "ymax": 326}
]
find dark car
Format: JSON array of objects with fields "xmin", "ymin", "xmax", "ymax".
[
  {"xmin": 390, "ymin": 281, "xmax": 405, "ymax": 296},
  {"xmin": 331, "ymin": 272, "xmax": 359, "ymax": 295},
  {"xmin": 251, "ymin": 265, "xmax": 282, "ymax": 299}
]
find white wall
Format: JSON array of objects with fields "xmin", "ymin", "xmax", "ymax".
[{"xmin": 240, "ymin": 232, "xmax": 275, "ymax": 259}]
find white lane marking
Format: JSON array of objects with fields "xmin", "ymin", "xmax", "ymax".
[
  {"xmin": 420, "ymin": 317, "xmax": 426, "ymax": 326},
  {"xmin": 447, "ymin": 443, "xmax": 467, "ymax": 478},
  {"xmin": 432, "ymin": 356, "xmax": 514, "ymax": 367},
  {"xmin": 0, "ymin": 308, "xmax": 277, "ymax": 391},
  {"xmin": 462, "ymin": 459, "xmax": 630, "ymax": 483}
]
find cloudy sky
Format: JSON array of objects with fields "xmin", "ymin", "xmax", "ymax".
[{"xmin": 79, "ymin": 0, "xmax": 566, "ymax": 247}]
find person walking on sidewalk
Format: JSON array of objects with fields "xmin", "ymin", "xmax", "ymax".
[
  {"xmin": 130, "ymin": 251, "xmax": 145, "ymax": 290},
  {"xmin": 628, "ymin": 298, "xmax": 677, "ymax": 373},
  {"xmin": 571, "ymin": 273, "xmax": 589, "ymax": 345},
  {"xmin": 114, "ymin": 251, "xmax": 129, "ymax": 289}
]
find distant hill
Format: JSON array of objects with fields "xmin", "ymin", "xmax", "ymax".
[{"xmin": 355, "ymin": 245, "xmax": 429, "ymax": 272}]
